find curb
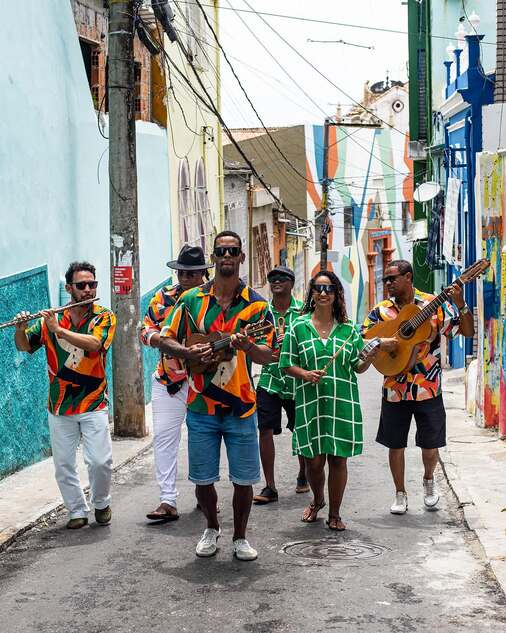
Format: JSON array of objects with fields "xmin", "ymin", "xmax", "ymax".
[
  {"xmin": 0, "ymin": 437, "xmax": 153, "ymax": 554},
  {"xmin": 439, "ymin": 446, "xmax": 506, "ymax": 596}
]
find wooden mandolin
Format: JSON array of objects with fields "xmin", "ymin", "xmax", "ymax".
[
  {"xmin": 186, "ymin": 320, "xmax": 273, "ymax": 374},
  {"xmin": 363, "ymin": 259, "xmax": 490, "ymax": 377}
]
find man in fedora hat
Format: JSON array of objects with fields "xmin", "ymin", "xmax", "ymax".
[{"xmin": 140, "ymin": 244, "xmax": 212, "ymax": 522}]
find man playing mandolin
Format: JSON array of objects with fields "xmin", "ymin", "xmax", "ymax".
[
  {"xmin": 362, "ymin": 259, "xmax": 474, "ymax": 515},
  {"xmin": 159, "ymin": 231, "xmax": 276, "ymax": 561}
]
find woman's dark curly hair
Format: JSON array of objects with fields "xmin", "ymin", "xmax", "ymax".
[{"xmin": 301, "ymin": 270, "xmax": 348, "ymax": 323}]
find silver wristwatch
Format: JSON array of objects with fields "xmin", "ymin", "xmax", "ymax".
[{"xmin": 458, "ymin": 304, "xmax": 471, "ymax": 316}]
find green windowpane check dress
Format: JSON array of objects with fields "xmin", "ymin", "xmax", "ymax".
[{"xmin": 279, "ymin": 314, "xmax": 364, "ymax": 459}]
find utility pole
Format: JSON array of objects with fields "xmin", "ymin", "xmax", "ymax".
[
  {"xmin": 319, "ymin": 118, "xmax": 382, "ymax": 270},
  {"xmin": 108, "ymin": 0, "xmax": 146, "ymax": 437},
  {"xmin": 320, "ymin": 117, "xmax": 331, "ymax": 270}
]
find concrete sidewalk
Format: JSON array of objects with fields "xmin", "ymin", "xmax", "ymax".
[
  {"xmin": 441, "ymin": 369, "xmax": 506, "ymax": 593},
  {"xmin": 0, "ymin": 406, "xmax": 153, "ymax": 551}
]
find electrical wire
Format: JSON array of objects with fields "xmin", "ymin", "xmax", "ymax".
[
  {"xmin": 226, "ymin": 0, "xmax": 416, "ymax": 180},
  {"xmin": 148, "ymin": 9, "xmax": 419, "ymax": 230},
  {"xmin": 149, "ymin": 16, "xmax": 309, "ymax": 226},
  {"xmin": 193, "ymin": 0, "xmax": 322, "ymax": 186},
  {"xmin": 224, "ymin": 0, "xmax": 328, "ymax": 118},
  {"xmin": 241, "ymin": 0, "xmax": 407, "ymax": 137},
  {"xmin": 171, "ymin": 2, "xmax": 312, "ymax": 195},
  {"xmin": 176, "ymin": 1, "xmax": 496, "ymax": 46}
]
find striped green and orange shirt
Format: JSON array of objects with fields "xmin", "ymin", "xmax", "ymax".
[
  {"xmin": 140, "ymin": 284, "xmax": 187, "ymax": 387},
  {"xmin": 161, "ymin": 280, "xmax": 276, "ymax": 418},
  {"xmin": 26, "ymin": 304, "xmax": 116, "ymax": 415}
]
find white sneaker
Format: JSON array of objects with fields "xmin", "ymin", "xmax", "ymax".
[
  {"xmin": 233, "ymin": 538, "xmax": 258, "ymax": 561},
  {"xmin": 195, "ymin": 528, "xmax": 221, "ymax": 557},
  {"xmin": 390, "ymin": 491, "xmax": 408, "ymax": 515},
  {"xmin": 423, "ymin": 478, "xmax": 440, "ymax": 510}
]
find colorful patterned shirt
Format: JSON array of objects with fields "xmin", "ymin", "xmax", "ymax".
[
  {"xmin": 140, "ymin": 284, "xmax": 186, "ymax": 387},
  {"xmin": 257, "ymin": 296, "xmax": 303, "ymax": 399},
  {"xmin": 362, "ymin": 288, "xmax": 460, "ymax": 402},
  {"xmin": 26, "ymin": 304, "xmax": 116, "ymax": 415},
  {"xmin": 161, "ymin": 280, "xmax": 276, "ymax": 418}
]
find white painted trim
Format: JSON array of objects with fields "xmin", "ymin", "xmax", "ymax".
[
  {"xmin": 440, "ymin": 91, "xmax": 468, "ymax": 120},
  {"xmin": 447, "ymin": 119, "xmax": 466, "ymax": 134}
]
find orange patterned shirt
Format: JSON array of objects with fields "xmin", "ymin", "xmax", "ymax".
[
  {"xmin": 161, "ymin": 280, "xmax": 276, "ymax": 418},
  {"xmin": 26, "ymin": 304, "xmax": 116, "ymax": 415}
]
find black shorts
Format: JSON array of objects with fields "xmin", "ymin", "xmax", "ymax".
[
  {"xmin": 257, "ymin": 387, "xmax": 296, "ymax": 434},
  {"xmin": 377, "ymin": 395, "xmax": 446, "ymax": 449}
]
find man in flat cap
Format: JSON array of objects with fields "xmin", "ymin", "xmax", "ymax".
[{"xmin": 253, "ymin": 266, "xmax": 309, "ymax": 505}]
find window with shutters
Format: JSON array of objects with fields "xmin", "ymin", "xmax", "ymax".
[
  {"xmin": 185, "ymin": 3, "xmax": 208, "ymax": 70},
  {"xmin": 178, "ymin": 159, "xmax": 194, "ymax": 246},
  {"xmin": 79, "ymin": 39, "xmax": 101, "ymax": 109},
  {"xmin": 194, "ymin": 158, "xmax": 214, "ymax": 252}
]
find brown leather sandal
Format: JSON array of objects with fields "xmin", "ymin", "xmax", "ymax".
[
  {"xmin": 146, "ymin": 502, "xmax": 179, "ymax": 522},
  {"xmin": 301, "ymin": 500, "xmax": 326, "ymax": 523},
  {"xmin": 326, "ymin": 515, "xmax": 346, "ymax": 531}
]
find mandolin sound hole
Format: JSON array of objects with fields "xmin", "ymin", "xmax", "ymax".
[{"xmin": 399, "ymin": 322, "xmax": 415, "ymax": 339}]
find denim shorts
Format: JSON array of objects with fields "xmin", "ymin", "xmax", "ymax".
[{"xmin": 186, "ymin": 410, "xmax": 260, "ymax": 486}]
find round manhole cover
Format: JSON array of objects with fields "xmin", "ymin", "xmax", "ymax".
[{"xmin": 281, "ymin": 538, "xmax": 387, "ymax": 561}]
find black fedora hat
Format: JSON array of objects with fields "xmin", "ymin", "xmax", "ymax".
[{"xmin": 166, "ymin": 244, "xmax": 213, "ymax": 271}]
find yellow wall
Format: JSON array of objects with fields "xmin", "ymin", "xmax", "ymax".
[{"xmin": 164, "ymin": 0, "xmax": 223, "ymax": 256}]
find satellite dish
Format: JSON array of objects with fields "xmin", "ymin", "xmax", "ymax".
[{"xmin": 413, "ymin": 181, "xmax": 442, "ymax": 203}]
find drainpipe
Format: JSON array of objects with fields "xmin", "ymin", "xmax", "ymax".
[{"xmin": 464, "ymin": 114, "xmax": 475, "ymax": 359}]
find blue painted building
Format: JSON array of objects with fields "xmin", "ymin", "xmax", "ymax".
[{"xmin": 438, "ymin": 27, "xmax": 495, "ymax": 367}]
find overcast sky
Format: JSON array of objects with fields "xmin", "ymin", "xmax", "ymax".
[{"xmin": 218, "ymin": 0, "xmax": 409, "ymax": 127}]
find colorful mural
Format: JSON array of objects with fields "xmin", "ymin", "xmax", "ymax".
[
  {"xmin": 475, "ymin": 153, "xmax": 506, "ymax": 433},
  {"xmin": 304, "ymin": 85, "xmax": 414, "ymax": 323}
]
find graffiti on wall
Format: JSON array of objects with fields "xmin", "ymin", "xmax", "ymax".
[
  {"xmin": 475, "ymin": 153, "xmax": 504, "ymax": 429},
  {"xmin": 304, "ymin": 124, "xmax": 413, "ymax": 323}
]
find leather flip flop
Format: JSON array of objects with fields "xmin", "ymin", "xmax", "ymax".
[{"xmin": 146, "ymin": 502, "xmax": 179, "ymax": 522}]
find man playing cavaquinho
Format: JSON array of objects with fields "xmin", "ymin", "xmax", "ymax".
[{"xmin": 159, "ymin": 231, "xmax": 275, "ymax": 561}]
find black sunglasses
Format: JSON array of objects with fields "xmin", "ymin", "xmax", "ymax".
[
  {"xmin": 71, "ymin": 281, "xmax": 98, "ymax": 290},
  {"xmin": 214, "ymin": 246, "xmax": 241, "ymax": 257},
  {"xmin": 382, "ymin": 274, "xmax": 403, "ymax": 284},
  {"xmin": 313, "ymin": 283, "xmax": 336, "ymax": 294},
  {"xmin": 269, "ymin": 275, "xmax": 291, "ymax": 284}
]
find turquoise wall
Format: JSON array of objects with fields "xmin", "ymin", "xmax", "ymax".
[
  {"xmin": 0, "ymin": 268, "xmax": 51, "ymax": 476},
  {"xmin": 0, "ymin": 2, "xmax": 173, "ymax": 478}
]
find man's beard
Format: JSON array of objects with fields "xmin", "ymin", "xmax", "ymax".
[{"xmin": 219, "ymin": 263, "xmax": 236, "ymax": 277}]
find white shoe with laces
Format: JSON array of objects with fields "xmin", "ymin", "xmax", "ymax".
[
  {"xmin": 423, "ymin": 478, "xmax": 440, "ymax": 509},
  {"xmin": 196, "ymin": 528, "xmax": 221, "ymax": 557},
  {"xmin": 390, "ymin": 491, "xmax": 408, "ymax": 515},
  {"xmin": 233, "ymin": 538, "xmax": 258, "ymax": 561}
]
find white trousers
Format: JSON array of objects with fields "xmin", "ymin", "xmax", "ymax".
[
  {"xmin": 151, "ymin": 377, "xmax": 188, "ymax": 506},
  {"xmin": 47, "ymin": 410, "xmax": 113, "ymax": 519}
]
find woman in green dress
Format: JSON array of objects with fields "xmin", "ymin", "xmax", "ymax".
[{"xmin": 279, "ymin": 271, "xmax": 377, "ymax": 530}]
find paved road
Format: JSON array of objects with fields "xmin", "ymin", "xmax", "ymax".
[{"xmin": 1, "ymin": 372, "xmax": 505, "ymax": 632}]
